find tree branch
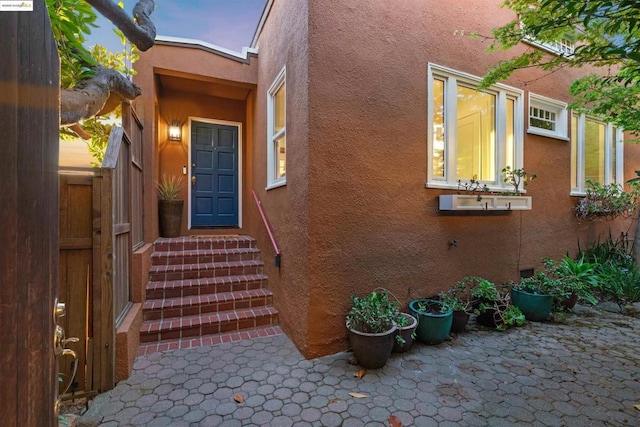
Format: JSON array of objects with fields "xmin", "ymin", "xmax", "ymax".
[
  {"xmin": 60, "ymin": 66, "xmax": 142, "ymax": 125},
  {"xmin": 85, "ymin": 0, "xmax": 156, "ymax": 51}
]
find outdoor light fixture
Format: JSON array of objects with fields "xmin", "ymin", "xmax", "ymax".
[{"xmin": 168, "ymin": 121, "xmax": 182, "ymax": 141}]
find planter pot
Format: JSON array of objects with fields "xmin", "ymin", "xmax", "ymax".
[
  {"xmin": 451, "ymin": 310, "xmax": 470, "ymax": 333},
  {"xmin": 158, "ymin": 200, "xmax": 184, "ymax": 238},
  {"xmin": 347, "ymin": 322, "xmax": 397, "ymax": 369},
  {"xmin": 476, "ymin": 308, "xmax": 498, "ymax": 327},
  {"xmin": 408, "ymin": 299, "xmax": 453, "ymax": 345},
  {"xmin": 555, "ymin": 292, "xmax": 579, "ymax": 311},
  {"xmin": 511, "ymin": 288, "xmax": 553, "ymax": 321},
  {"xmin": 393, "ymin": 313, "xmax": 418, "ymax": 353}
]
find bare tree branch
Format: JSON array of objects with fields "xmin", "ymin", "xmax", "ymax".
[
  {"xmin": 85, "ymin": 0, "xmax": 156, "ymax": 51},
  {"xmin": 60, "ymin": 66, "xmax": 142, "ymax": 125}
]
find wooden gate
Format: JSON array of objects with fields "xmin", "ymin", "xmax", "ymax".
[
  {"xmin": 0, "ymin": 2, "xmax": 60, "ymax": 425},
  {"xmin": 58, "ymin": 108, "xmax": 144, "ymax": 396}
]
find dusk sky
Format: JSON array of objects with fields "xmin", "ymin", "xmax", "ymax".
[{"xmin": 87, "ymin": 0, "xmax": 266, "ymax": 53}]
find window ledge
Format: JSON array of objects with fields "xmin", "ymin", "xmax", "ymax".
[
  {"xmin": 570, "ymin": 191, "xmax": 586, "ymax": 197},
  {"xmin": 266, "ymin": 180, "xmax": 286, "ymax": 190},
  {"xmin": 527, "ymin": 128, "xmax": 569, "ymax": 141},
  {"xmin": 426, "ymin": 182, "xmax": 527, "ymax": 194},
  {"xmin": 439, "ymin": 194, "xmax": 532, "ymax": 211}
]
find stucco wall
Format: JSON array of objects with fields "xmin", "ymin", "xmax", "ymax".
[
  {"xmin": 252, "ymin": 0, "xmax": 311, "ymax": 354},
  {"xmin": 303, "ymin": 0, "xmax": 640, "ymax": 357}
]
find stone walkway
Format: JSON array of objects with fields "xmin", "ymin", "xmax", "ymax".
[{"xmin": 79, "ymin": 306, "xmax": 640, "ymax": 426}]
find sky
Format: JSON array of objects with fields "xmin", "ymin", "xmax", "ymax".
[{"xmin": 86, "ymin": 0, "xmax": 266, "ymax": 53}]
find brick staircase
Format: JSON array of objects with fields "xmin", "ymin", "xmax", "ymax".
[{"xmin": 139, "ymin": 235, "xmax": 281, "ymax": 354}]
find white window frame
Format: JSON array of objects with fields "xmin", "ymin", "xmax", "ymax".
[
  {"xmin": 427, "ymin": 63, "xmax": 525, "ymax": 192},
  {"xmin": 571, "ymin": 113, "xmax": 624, "ymax": 196},
  {"xmin": 524, "ymin": 37, "xmax": 575, "ymax": 56},
  {"xmin": 528, "ymin": 93, "xmax": 568, "ymax": 140},
  {"xmin": 267, "ymin": 66, "xmax": 286, "ymax": 189}
]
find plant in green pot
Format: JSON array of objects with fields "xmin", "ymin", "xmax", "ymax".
[
  {"xmin": 471, "ymin": 279, "xmax": 525, "ymax": 330},
  {"xmin": 408, "ymin": 298, "xmax": 453, "ymax": 345},
  {"xmin": 511, "ymin": 272, "xmax": 557, "ymax": 322},
  {"xmin": 346, "ymin": 290, "xmax": 399, "ymax": 369},
  {"xmin": 157, "ymin": 173, "xmax": 185, "ymax": 238}
]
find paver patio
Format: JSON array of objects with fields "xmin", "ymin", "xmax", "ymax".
[{"xmin": 80, "ymin": 305, "xmax": 640, "ymax": 426}]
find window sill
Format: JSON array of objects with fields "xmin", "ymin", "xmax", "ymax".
[
  {"xmin": 527, "ymin": 128, "xmax": 569, "ymax": 141},
  {"xmin": 439, "ymin": 194, "xmax": 532, "ymax": 211},
  {"xmin": 266, "ymin": 180, "xmax": 286, "ymax": 190},
  {"xmin": 570, "ymin": 191, "xmax": 586, "ymax": 197}
]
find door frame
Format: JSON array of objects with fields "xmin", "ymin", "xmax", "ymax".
[{"xmin": 187, "ymin": 117, "xmax": 243, "ymax": 229}]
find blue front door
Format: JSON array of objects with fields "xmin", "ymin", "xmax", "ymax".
[{"xmin": 191, "ymin": 121, "xmax": 239, "ymax": 227}]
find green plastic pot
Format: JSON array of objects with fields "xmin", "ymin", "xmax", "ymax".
[
  {"xmin": 511, "ymin": 288, "xmax": 553, "ymax": 321},
  {"xmin": 409, "ymin": 299, "xmax": 453, "ymax": 345}
]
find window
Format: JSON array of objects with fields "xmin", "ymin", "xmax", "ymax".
[
  {"xmin": 427, "ymin": 64, "xmax": 524, "ymax": 191},
  {"xmin": 570, "ymin": 113, "xmax": 623, "ymax": 195},
  {"xmin": 267, "ymin": 66, "xmax": 286, "ymax": 188},
  {"xmin": 528, "ymin": 93, "xmax": 568, "ymax": 140},
  {"xmin": 524, "ymin": 37, "xmax": 575, "ymax": 56}
]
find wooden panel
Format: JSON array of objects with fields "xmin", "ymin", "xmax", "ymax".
[
  {"xmin": 59, "ymin": 173, "xmax": 95, "ymax": 396},
  {"xmin": 0, "ymin": 2, "xmax": 60, "ymax": 425}
]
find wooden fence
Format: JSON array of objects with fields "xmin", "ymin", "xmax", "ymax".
[{"xmin": 58, "ymin": 106, "xmax": 144, "ymax": 396}]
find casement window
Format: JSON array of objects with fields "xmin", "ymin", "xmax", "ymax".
[
  {"xmin": 267, "ymin": 66, "xmax": 286, "ymax": 188},
  {"xmin": 528, "ymin": 93, "xmax": 568, "ymax": 140},
  {"xmin": 427, "ymin": 64, "xmax": 524, "ymax": 191},
  {"xmin": 570, "ymin": 113, "xmax": 624, "ymax": 195}
]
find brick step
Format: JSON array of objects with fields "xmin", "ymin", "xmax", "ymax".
[
  {"xmin": 143, "ymin": 288, "xmax": 274, "ymax": 321},
  {"xmin": 139, "ymin": 306, "xmax": 279, "ymax": 343},
  {"xmin": 146, "ymin": 273, "xmax": 269, "ymax": 300},
  {"xmin": 137, "ymin": 326, "xmax": 283, "ymax": 356},
  {"xmin": 151, "ymin": 246, "xmax": 261, "ymax": 267},
  {"xmin": 148, "ymin": 259, "xmax": 264, "ymax": 282},
  {"xmin": 154, "ymin": 235, "xmax": 257, "ymax": 252}
]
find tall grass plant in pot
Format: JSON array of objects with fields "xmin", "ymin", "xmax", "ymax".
[{"xmin": 157, "ymin": 173, "xmax": 185, "ymax": 238}]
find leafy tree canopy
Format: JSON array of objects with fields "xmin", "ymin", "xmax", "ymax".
[{"xmin": 483, "ymin": 0, "xmax": 640, "ymax": 133}]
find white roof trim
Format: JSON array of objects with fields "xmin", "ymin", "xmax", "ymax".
[
  {"xmin": 155, "ymin": 35, "xmax": 258, "ymax": 64},
  {"xmin": 251, "ymin": 0, "xmax": 273, "ymax": 48}
]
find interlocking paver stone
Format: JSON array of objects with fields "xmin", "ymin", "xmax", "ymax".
[{"xmin": 78, "ymin": 306, "xmax": 640, "ymax": 426}]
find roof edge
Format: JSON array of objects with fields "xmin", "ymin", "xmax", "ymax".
[
  {"xmin": 155, "ymin": 36, "xmax": 258, "ymax": 64},
  {"xmin": 251, "ymin": 0, "xmax": 273, "ymax": 48}
]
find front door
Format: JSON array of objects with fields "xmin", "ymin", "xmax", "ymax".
[{"xmin": 191, "ymin": 121, "xmax": 239, "ymax": 227}]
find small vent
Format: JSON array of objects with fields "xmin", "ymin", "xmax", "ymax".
[{"xmin": 520, "ymin": 268, "xmax": 534, "ymax": 279}]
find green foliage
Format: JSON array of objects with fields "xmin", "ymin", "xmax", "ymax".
[
  {"xmin": 483, "ymin": 0, "xmax": 640, "ymax": 133},
  {"xmin": 156, "ymin": 174, "xmax": 185, "ymax": 201},
  {"xmin": 47, "ymin": 0, "xmax": 98, "ymax": 87},
  {"xmin": 574, "ymin": 180, "xmax": 640, "ymax": 221},
  {"xmin": 540, "ymin": 256, "xmax": 600, "ymax": 306},
  {"xmin": 578, "ymin": 234, "xmax": 640, "ymax": 304},
  {"xmin": 457, "ymin": 177, "xmax": 490, "ymax": 201},
  {"xmin": 346, "ymin": 290, "xmax": 400, "ymax": 334},
  {"xmin": 501, "ymin": 167, "xmax": 537, "ymax": 194},
  {"xmin": 470, "ymin": 278, "xmax": 500, "ymax": 302},
  {"xmin": 439, "ymin": 277, "xmax": 476, "ymax": 313}
]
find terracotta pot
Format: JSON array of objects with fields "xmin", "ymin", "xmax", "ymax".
[
  {"xmin": 393, "ymin": 313, "xmax": 418, "ymax": 353},
  {"xmin": 158, "ymin": 200, "xmax": 183, "ymax": 238},
  {"xmin": 556, "ymin": 292, "xmax": 579, "ymax": 311},
  {"xmin": 347, "ymin": 322, "xmax": 397, "ymax": 369}
]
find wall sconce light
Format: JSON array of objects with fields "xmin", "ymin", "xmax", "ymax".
[{"xmin": 168, "ymin": 121, "xmax": 182, "ymax": 141}]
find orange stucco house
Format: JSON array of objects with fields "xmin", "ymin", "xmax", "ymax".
[{"xmin": 122, "ymin": 0, "xmax": 640, "ymax": 373}]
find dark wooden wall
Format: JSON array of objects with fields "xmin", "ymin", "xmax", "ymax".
[{"xmin": 0, "ymin": 2, "xmax": 60, "ymax": 426}]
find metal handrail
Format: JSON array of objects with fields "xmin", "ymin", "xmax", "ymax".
[{"xmin": 252, "ymin": 190, "xmax": 281, "ymax": 267}]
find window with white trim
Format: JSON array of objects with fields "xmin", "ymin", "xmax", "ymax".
[
  {"xmin": 524, "ymin": 37, "xmax": 575, "ymax": 56},
  {"xmin": 528, "ymin": 93, "xmax": 568, "ymax": 140},
  {"xmin": 570, "ymin": 113, "xmax": 623, "ymax": 195},
  {"xmin": 267, "ymin": 66, "xmax": 286, "ymax": 188},
  {"xmin": 427, "ymin": 64, "xmax": 524, "ymax": 191}
]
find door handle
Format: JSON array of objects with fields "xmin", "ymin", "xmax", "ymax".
[{"xmin": 191, "ymin": 176, "xmax": 196, "ymax": 189}]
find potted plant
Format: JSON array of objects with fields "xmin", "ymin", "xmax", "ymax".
[
  {"xmin": 157, "ymin": 173, "xmax": 185, "ymax": 238},
  {"xmin": 392, "ymin": 312, "xmax": 418, "ymax": 353},
  {"xmin": 439, "ymin": 277, "xmax": 476, "ymax": 333},
  {"xmin": 471, "ymin": 279, "xmax": 525, "ymax": 330},
  {"xmin": 574, "ymin": 180, "xmax": 640, "ymax": 222},
  {"xmin": 408, "ymin": 299, "xmax": 453, "ymax": 345},
  {"xmin": 346, "ymin": 290, "xmax": 398, "ymax": 369},
  {"xmin": 543, "ymin": 256, "xmax": 599, "ymax": 310},
  {"xmin": 511, "ymin": 272, "xmax": 556, "ymax": 321}
]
